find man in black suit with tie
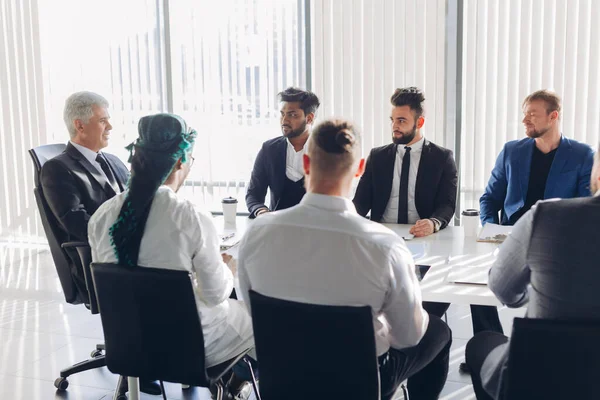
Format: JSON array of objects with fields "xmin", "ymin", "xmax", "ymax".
[
  {"xmin": 40, "ymin": 92, "xmax": 162, "ymax": 396},
  {"xmin": 353, "ymin": 87, "xmax": 502, "ymax": 372},
  {"xmin": 246, "ymin": 87, "xmax": 320, "ymax": 217},
  {"xmin": 353, "ymin": 87, "xmax": 457, "ymax": 235},
  {"xmin": 41, "ymin": 91, "xmax": 129, "ymax": 241}
]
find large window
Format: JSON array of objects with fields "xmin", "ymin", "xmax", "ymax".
[
  {"xmin": 2, "ymin": 0, "xmax": 599, "ymax": 241},
  {"xmin": 37, "ymin": 0, "xmax": 306, "ymax": 212},
  {"xmin": 169, "ymin": 0, "xmax": 307, "ymax": 209}
]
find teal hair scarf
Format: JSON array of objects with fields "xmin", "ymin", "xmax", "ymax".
[{"xmin": 109, "ymin": 113, "xmax": 197, "ymax": 267}]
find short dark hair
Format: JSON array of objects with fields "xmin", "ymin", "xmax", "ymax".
[
  {"xmin": 308, "ymin": 118, "xmax": 361, "ymax": 177},
  {"xmin": 278, "ymin": 87, "xmax": 320, "ymax": 115},
  {"xmin": 522, "ymin": 89, "xmax": 561, "ymax": 115},
  {"xmin": 390, "ymin": 87, "xmax": 426, "ymax": 118}
]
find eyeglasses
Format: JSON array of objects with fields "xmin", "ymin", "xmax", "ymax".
[{"xmin": 190, "ymin": 156, "xmax": 195, "ymax": 166}]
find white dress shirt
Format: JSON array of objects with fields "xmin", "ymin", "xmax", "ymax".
[
  {"xmin": 238, "ymin": 193, "xmax": 429, "ymax": 356},
  {"xmin": 285, "ymin": 138, "xmax": 307, "ymax": 182},
  {"xmin": 381, "ymin": 136, "xmax": 425, "ymax": 224},
  {"xmin": 88, "ymin": 186, "xmax": 253, "ymax": 367},
  {"xmin": 69, "ymin": 141, "xmax": 113, "ymax": 183}
]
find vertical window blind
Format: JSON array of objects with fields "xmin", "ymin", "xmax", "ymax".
[
  {"xmin": 169, "ymin": 0, "xmax": 307, "ymax": 210},
  {"xmin": 311, "ymin": 0, "xmax": 448, "ymax": 155}
]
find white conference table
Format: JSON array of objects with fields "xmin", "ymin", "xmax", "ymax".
[{"xmin": 215, "ymin": 216, "xmax": 502, "ymax": 307}]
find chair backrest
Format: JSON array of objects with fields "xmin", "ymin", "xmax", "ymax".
[
  {"xmin": 248, "ymin": 290, "xmax": 380, "ymax": 400},
  {"xmin": 28, "ymin": 144, "xmax": 84, "ymax": 304},
  {"xmin": 500, "ymin": 317, "xmax": 600, "ymax": 399},
  {"xmin": 90, "ymin": 263, "xmax": 210, "ymax": 386}
]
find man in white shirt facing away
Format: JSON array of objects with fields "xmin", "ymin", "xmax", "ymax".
[
  {"xmin": 88, "ymin": 113, "xmax": 254, "ymax": 398},
  {"xmin": 245, "ymin": 87, "xmax": 320, "ymax": 217},
  {"xmin": 238, "ymin": 118, "xmax": 452, "ymax": 400}
]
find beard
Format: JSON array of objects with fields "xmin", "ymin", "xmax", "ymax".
[
  {"xmin": 282, "ymin": 120, "xmax": 307, "ymax": 139},
  {"xmin": 525, "ymin": 125, "xmax": 550, "ymax": 139},
  {"xmin": 392, "ymin": 123, "xmax": 417, "ymax": 145}
]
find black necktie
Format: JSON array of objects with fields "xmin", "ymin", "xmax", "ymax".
[
  {"xmin": 397, "ymin": 146, "xmax": 411, "ymax": 224},
  {"xmin": 96, "ymin": 154, "xmax": 119, "ymax": 193}
]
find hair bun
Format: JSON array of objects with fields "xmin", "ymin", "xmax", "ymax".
[{"xmin": 335, "ymin": 129, "xmax": 355, "ymax": 150}]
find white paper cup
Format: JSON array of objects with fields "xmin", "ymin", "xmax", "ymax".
[
  {"xmin": 222, "ymin": 197, "xmax": 238, "ymax": 225},
  {"xmin": 462, "ymin": 209, "xmax": 480, "ymax": 237}
]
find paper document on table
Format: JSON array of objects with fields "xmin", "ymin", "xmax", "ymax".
[
  {"xmin": 477, "ymin": 223, "xmax": 512, "ymax": 243},
  {"xmin": 220, "ymin": 233, "xmax": 240, "ymax": 251},
  {"xmin": 446, "ymin": 265, "xmax": 490, "ymax": 285}
]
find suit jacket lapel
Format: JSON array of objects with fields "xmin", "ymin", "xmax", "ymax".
[
  {"xmin": 544, "ymin": 136, "xmax": 569, "ymax": 197},
  {"xmin": 274, "ymin": 138, "xmax": 288, "ymax": 198},
  {"xmin": 378, "ymin": 144, "xmax": 397, "ymax": 214},
  {"xmin": 414, "ymin": 140, "xmax": 431, "ymax": 208},
  {"xmin": 66, "ymin": 143, "xmax": 116, "ymax": 197},
  {"xmin": 104, "ymin": 155, "xmax": 128, "ymax": 191},
  {"xmin": 518, "ymin": 140, "xmax": 534, "ymax": 201}
]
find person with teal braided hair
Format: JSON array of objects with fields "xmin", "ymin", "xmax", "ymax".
[{"xmin": 88, "ymin": 114, "xmax": 255, "ymax": 398}]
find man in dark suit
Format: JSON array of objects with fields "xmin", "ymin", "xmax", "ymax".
[
  {"xmin": 40, "ymin": 92, "xmax": 160, "ymax": 396},
  {"xmin": 246, "ymin": 87, "xmax": 320, "ymax": 217},
  {"xmin": 353, "ymin": 87, "xmax": 457, "ymax": 236},
  {"xmin": 41, "ymin": 91, "xmax": 129, "ymax": 241},
  {"xmin": 353, "ymin": 87, "xmax": 500, "ymax": 372}
]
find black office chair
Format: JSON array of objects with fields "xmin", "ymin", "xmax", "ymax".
[
  {"xmin": 28, "ymin": 145, "xmax": 106, "ymax": 390},
  {"xmin": 91, "ymin": 263, "xmax": 259, "ymax": 400},
  {"xmin": 248, "ymin": 290, "xmax": 394, "ymax": 400},
  {"xmin": 498, "ymin": 317, "xmax": 600, "ymax": 399}
]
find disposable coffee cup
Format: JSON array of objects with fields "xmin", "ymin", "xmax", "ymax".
[
  {"xmin": 222, "ymin": 197, "xmax": 238, "ymax": 225},
  {"xmin": 462, "ymin": 209, "xmax": 480, "ymax": 237}
]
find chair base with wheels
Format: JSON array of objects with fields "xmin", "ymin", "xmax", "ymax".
[{"xmin": 54, "ymin": 344, "xmax": 106, "ymax": 390}]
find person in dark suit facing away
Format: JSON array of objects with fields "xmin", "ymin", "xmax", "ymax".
[
  {"xmin": 246, "ymin": 87, "xmax": 320, "ymax": 217},
  {"xmin": 353, "ymin": 87, "xmax": 501, "ymax": 372},
  {"xmin": 40, "ymin": 92, "xmax": 163, "ymax": 396}
]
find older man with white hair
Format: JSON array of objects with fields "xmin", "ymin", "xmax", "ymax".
[
  {"xmin": 41, "ymin": 91, "xmax": 129, "ymax": 241},
  {"xmin": 40, "ymin": 93, "xmax": 164, "ymax": 395}
]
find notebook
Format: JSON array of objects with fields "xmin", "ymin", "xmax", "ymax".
[
  {"xmin": 477, "ymin": 223, "xmax": 512, "ymax": 243},
  {"xmin": 219, "ymin": 233, "xmax": 240, "ymax": 251}
]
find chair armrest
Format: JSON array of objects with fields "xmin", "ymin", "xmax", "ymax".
[{"xmin": 61, "ymin": 241, "xmax": 89, "ymax": 249}]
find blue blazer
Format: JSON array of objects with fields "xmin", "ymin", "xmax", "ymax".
[{"xmin": 480, "ymin": 136, "xmax": 594, "ymax": 225}]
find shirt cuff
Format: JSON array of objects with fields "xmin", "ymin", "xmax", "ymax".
[
  {"xmin": 254, "ymin": 207, "xmax": 269, "ymax": 217},
  {"xmin": 429, "ymin": 218, "xmax": 441, "ymax": 232}
]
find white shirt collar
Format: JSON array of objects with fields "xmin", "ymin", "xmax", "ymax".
[
  {"xmin": 286, "ymin": 138, "xmax": 308, "ymax": 152},
  {"xmin": 595, "ymin": 189, "xmax": 600, "ymax": 197},
  {"xmin": 396, "ymin": 135, "xmax": 425, "ymax": 153},
  {"xmin": 70, "ymin": 141, "xmax": 101, "ymax": 165},
  {"xmin": 300, "ymin": 192, "xmax": 357, "ymax": 213}
]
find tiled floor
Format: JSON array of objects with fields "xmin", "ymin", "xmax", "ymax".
[{"xmin": 0, "ymin": 242, "xmax": 525, "ymax": 400}]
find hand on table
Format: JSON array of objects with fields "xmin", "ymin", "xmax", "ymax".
[
  {"xmin": 409, "ymin": 219, "xmax": 435, "ymax": 237},
  {"xmin": 221, "ymin": 253, "xmax": 237, "ymax": 275}
]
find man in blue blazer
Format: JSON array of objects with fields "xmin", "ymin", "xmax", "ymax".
[
  {"xmin": 246, "ymin": 87, "xmax": 320, "ymax": 217},
  {"xmin": 480, "ymin": 90, "xmax": 594, "ymax": 226}
]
